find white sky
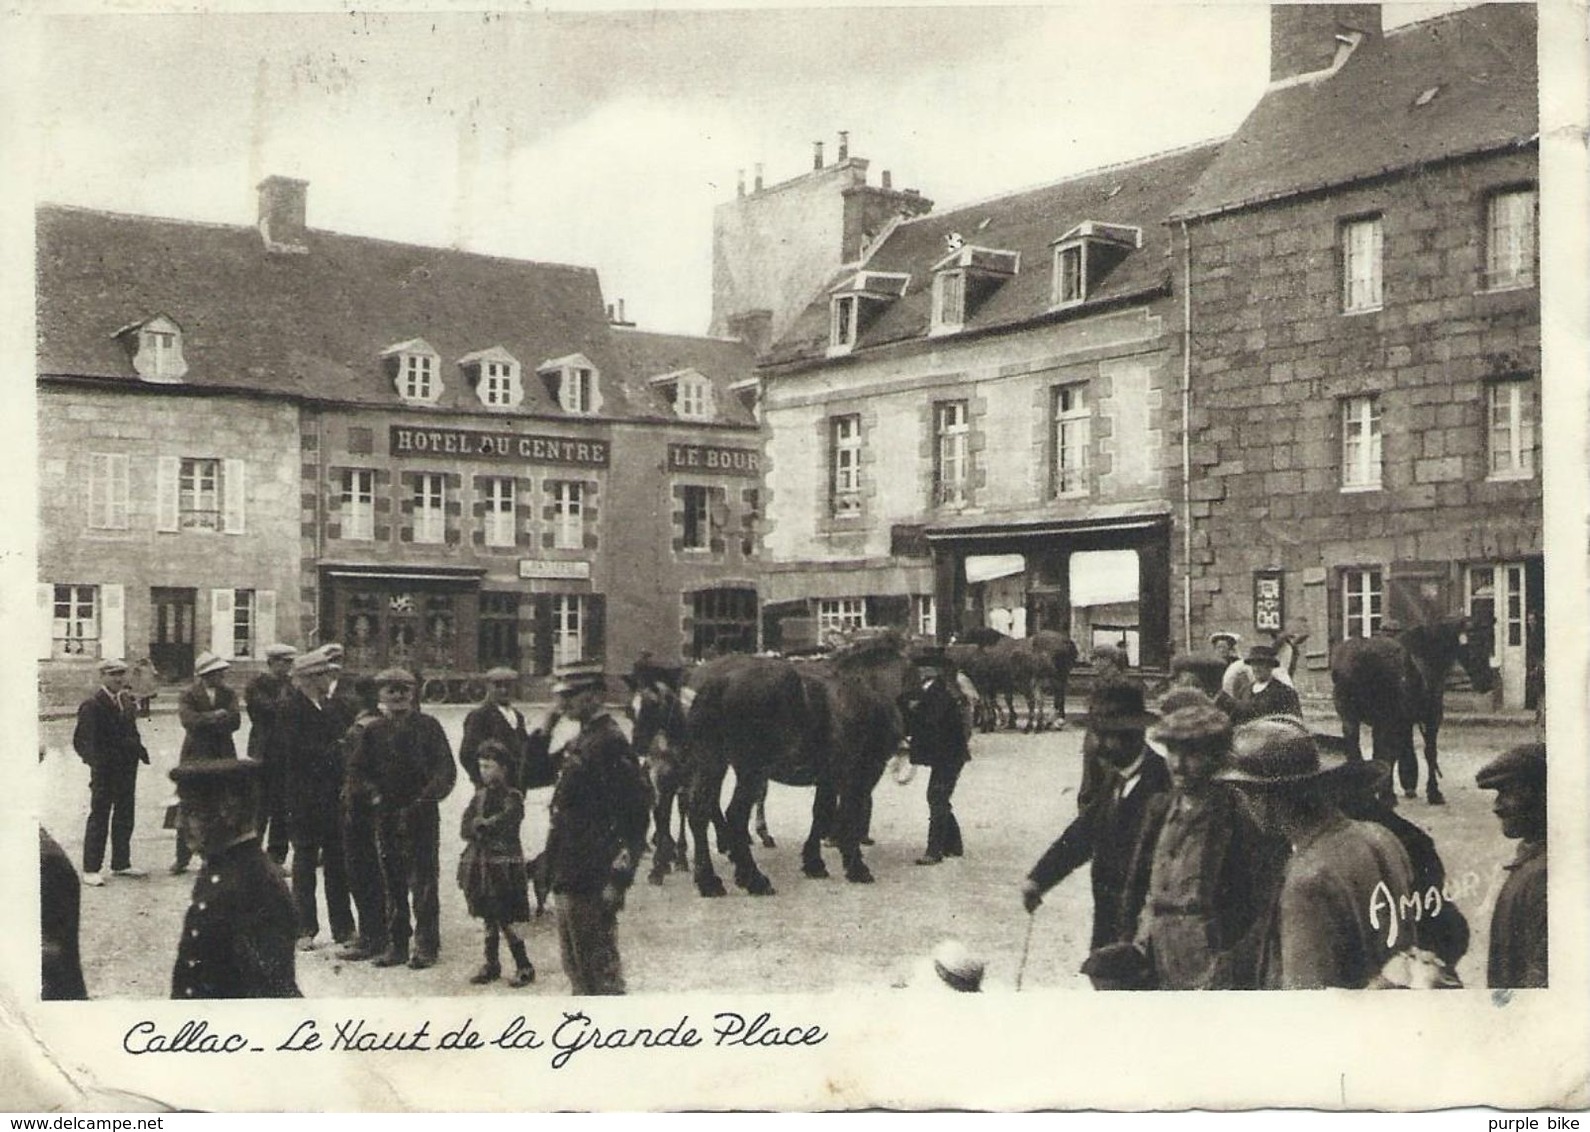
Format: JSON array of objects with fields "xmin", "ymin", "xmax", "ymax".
[{"xmin": 20, "ymin": 2, "xmax": 1481, "ymax": 336}]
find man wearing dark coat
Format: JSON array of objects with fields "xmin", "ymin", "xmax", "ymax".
[
  {"xmin": 168, "ymin": 758, "xmax": 301, "ymax": 999},
  {"xmin": 1215, "ymin": 644, "xmax": 1302, "ymax": 725},
  {"xmin": 335, "ymin": 675, "xmax": 389, "ymax": 963},
  {"xmin": 40, "ymin": 827, "xmax": 87, "ymax": 1000},
  {"xmin": 1477, "ymin": 742, "xmax": 1547, "ymax": 988},
  {"xmin": 245, "ymin": 643, "xmax": 298, "ymax": 864},
  {"xmin": 276, "ymin": 646, "xmax": 357, "ymax": 949},
  {"xmin": 543, "ymin": 661, "xmax": 650, "ymax": 994},
  {"xmin": 73, "ymin": 657, "xmax": 151, "ymax": 885},
  {"xmin": 344, "ymin": 667, "xmax": 458, "ymax": 970},
  {"xmin": 459, "ymin": 667, "xmax": 531, "ymax": 789},
  {"xmin": 904, "ymin": 649, "xmax": 971, "ymax": 865},
  {"xmin": 1022, "ymin": 683, "xmax": 1169, "ymax": 954},
  {"xmin": 171, "ymin": 652, "xmax": 242, "ymax": 875}
]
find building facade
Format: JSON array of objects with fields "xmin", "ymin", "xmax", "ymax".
[
  {"xmin": 37, "ymin": 180, "xmax": 759, "ymax": 702},
  {"xmin": 752, "ymin": 143, "xmax": 1222, "ymax": 667},
  {"xmin": 1172, "ymin": 3, "xmax": 1541, "ymax": 705}
]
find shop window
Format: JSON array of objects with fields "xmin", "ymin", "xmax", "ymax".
[
  {"xmin": 479, "ymin": 592, "xmax": 521, "ymax": 670},
  {"xmin": 691, "ymin": 588, "xmax": 758, "ymax": 659},
  {"xmin": 817, "ymin": 597, "xmax": 868, "ymax": 637}
]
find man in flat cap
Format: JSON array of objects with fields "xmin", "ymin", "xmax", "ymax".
[
  {"xmin": 168, "ymin": 759, "xmax": 300, "ymax": 999},
  {"xmin": 460, "ymin": 667, "xmax": 531, "ymax": 790},
  {"xmin": 1218, "ymin": 718, "xmax": 1415, "ymax": 989},
  {"xmin": 1021, "ymin": 681, "xmax": 1169, "ymax": 955},
  {"xmin": 246, "ymin": 643, "xmax": 298, "ymax": 866},
  {"xmin": 1121, "ymin": 697, "xmax": 1287, "ymax": 989},
  {"xmin": 1477, "ymin": 742, "xmax": 1547, "ymax": 988},
  {"xmin": 72, "ymin": 658, "xmax": 151, "ymax": 886},
  {"xmin": 171, "ymin": 652, "xmax": 242, "ymax": 875},
  {"xmin": 903, "ymin": 648, "xmax": 972, "ymax": 866},
  {"xmin": 543, "ymin": 660, "xmax": 650, "ymax": 994},
  {"xmin": 343, "ymin": 667, "xmax": 457, "ymax": 970},
  {"xmin": 277, "ymin": 645, "xmax": 357, "ymax": 950}
]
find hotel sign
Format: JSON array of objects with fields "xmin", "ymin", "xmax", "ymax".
[
  {"xmin": 519, "ymin": 559, "xmax": 592, "ymax": 581},
  {"xmin": 667, "ymin": 443, "xmax": 760, "ymax": 476},
  {"xmin": 391, "ymin": 426, "xmax": 609, "ymax": 467}
]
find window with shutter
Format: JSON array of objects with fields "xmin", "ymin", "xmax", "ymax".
[
  {"xmin": 210, "ymin": 589, "xmax": 236, "ymax": 658},
  {"xmin": 223, "ymin": 459, "xmax": 246, "ymax": 533}
]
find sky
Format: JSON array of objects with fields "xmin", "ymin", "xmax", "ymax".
[{"xmin": 20, "ymin": 2, "xmax": 1479, "ymax": 337}]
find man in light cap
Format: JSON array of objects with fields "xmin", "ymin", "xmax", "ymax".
[
  {"xmin": 1477, "ymin": 742, "xmax": 1547, "ymax": 988},
  {"xmin": 1218, "ymin": 717, "xmax": 1415, "ymax": 989},
  {"xmin": 170, "ymin": 652, "xmax": 242, "ymax": 875},
  {"xmin": 73, "ymin": 658, "xmax": 151, "ymax": 886},
  {"xmin": 542, "ymin": 660, "xmax": 650, "ymax": 993},
  {"xmin": 246, "ymin": 644, "xmax": 297, "ymax": 865},
  {"xmin": 277, "ymin": 645, "xmax": 357, "ymax": 949},
  {"xmin": 168, "ymin": 758, "xmax": 300, "ymax": 998},
  {"xmin": 343, "ymin": 667, "xmax": 457, "ymax": 970}
]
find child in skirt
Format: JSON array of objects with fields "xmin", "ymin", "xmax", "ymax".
[{"xmin": 457, "ymin": 741, "xmax": 535, "ymax": 986}]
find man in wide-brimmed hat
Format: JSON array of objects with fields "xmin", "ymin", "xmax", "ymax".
[
  {"xmin": 73, "ymin": 658, "xmax": 151, "ymax": 886},
  {"xmin": 1074, "ymin": 679, "xmax": 1161, "ymax": 812},
  {"xmin": 170, "ymin": 652, "xmax": 242, "ymax": 875},
  {"xmin": 1216, "ymin": 643, "xmax": 1302, "ymax": 725},
  {"xmin": 1021, "ymin": 680, "xmax": 1169, "ymax": 955},
  {"xmin": 542, "ymin": 660, "xmax": 650, "ymax": 994},
  {"xmin": 168, "ymin": 758, "xmax": 300, "ymax": 999},
  {"xmin": 1116, "ymin": 698, "xmax": 1288, "ymax": 990},
  {"xmin": 1217, "ymin": 717, "xmax": 1416, "ymax": 989},
  {"xmin": 1476, "ymin": 742, "xmax": 1547, "ymax": 988}
]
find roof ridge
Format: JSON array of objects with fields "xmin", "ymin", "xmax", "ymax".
[
  {"xmin": 896, "ymin": 135, "xmax": 1230, "ymax": 229},
  {"xmin": 612, "ymin": 326, "xmax": 747, "ymax": 344},
  {"xmin": 1383, "ymin": 2, "xmax": 1505, "ymax": 38},
  {"xmin": 37, "ymin": 200, "xmax": 599, "ymax": 277}
]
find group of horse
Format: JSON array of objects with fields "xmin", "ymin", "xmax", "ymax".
[{"xmin": 619, "ymin": 613, "xmax": 1498, "ymax": 901}]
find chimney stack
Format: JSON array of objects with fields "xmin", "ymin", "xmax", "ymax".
[
  {"xmin": 813, "ymin": 141, "xmax": 824, "ymax": 170},
  {"xmin": 618, "ymin": 298, "xmax": 626, "ymax": 324},
  {"xmin": 1270, "ymin": 4, "xmax": 1380, "ymax": 83},
  {"xmin": 838, "ymin": 131, "xmax": 849, "ymax": 162},
  {"xmin": 257, "ymin": 175, "xmax": 309, "ymax": 254},
  {"xmin": 882, "ymin": 170, "xmax": 892, "ymax": 190},
  {"xmin": 754, "ymin": 163, "xmax": 764, "ymax": 192},
  {"xmin": 737, "ymin": 169, "xmax": 746, "ymax": 198}
]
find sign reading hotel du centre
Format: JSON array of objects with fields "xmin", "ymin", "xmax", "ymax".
[{"xmin": 390, "ymin": 425, "xmax": 610, "ymax": 467}]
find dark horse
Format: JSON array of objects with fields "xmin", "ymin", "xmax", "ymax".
[
  {"xmin": 685, "ymin": 631, "xmax": 913, "ymax": 896},
  {"xmin": 1330, "ymin": 616, "xmax": 1496, "ymax": 805}
]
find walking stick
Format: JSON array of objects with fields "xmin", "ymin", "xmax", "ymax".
[{"xmin": 1015, "ymin": 912, "xmax": 1037, "ymax": 991}]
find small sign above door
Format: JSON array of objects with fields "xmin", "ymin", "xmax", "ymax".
[{"xmin": 519, "ymin": 559, "xmax": 592, "ymax": 580}]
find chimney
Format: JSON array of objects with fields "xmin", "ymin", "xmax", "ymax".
[
  {"xmin": 754, "ymin": 163, "xmax": 764, "ymax": 192},
  {"xmin": 257, "ymin": 175, "xmax": 309, "ymax": 254},
  {"xmin": 606, "ymin": 303, "xmax": 615, "ymax": 320},
  {"xmin": 882, "ymin": 170, "xmax": 892, "ymax": 190},
  {"xmin": 838, "ymin": 131, "xmax": 849, "ymax": 162},
  {"xmin": 618, "ymin": 298, "xmax": 627, "ymax": 324},
  {"xmin": 1270, "ymin": 4, "xmax": 1380, "ymax": 83},
  {"xmin": 813, "ymin": 141, "xmax": 824, "ymax": 170},
  {"xmin": 737, "ymin": 169, "xmax": 746, "ymax": 198},
  {"xmin": 726, "ymin": 309, "xmax": 773, "ymax": 359}
]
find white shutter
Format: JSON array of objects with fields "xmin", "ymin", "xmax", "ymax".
[
  {"xmin": 156, "ymin": 457, "xmax": 180, "ymax": 532},
  {"xmin": 37, "ymin": 583, "xmax": 54, "ymax": 660},
  {"xmin": 109, "ymin": 454, "xmax": 130, "ymax": 529},
  {"xmin": 88, "ymin": 454, "xmax": 107, "ymax": 529},
  {"xmin": 223, "ymin": 459, "xmax": 246, "ymax": 534},
  {"xmin": 101, "ymin": 584, "xmax": 125, "ymax": 661},
  {"xmin": 256, "ymin": 590, "xmax": 277, "ymax": 651},
  {"xmin": 210, "ymin": 588, "xmax": 235, "ymax": 659}
]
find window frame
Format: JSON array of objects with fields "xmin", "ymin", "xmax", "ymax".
[
  {"xmin": 931, "ymin": 271, "xmax": 966, "ymax": 334},
  {"xmin": 1053, "ymin": 242, "xmax": 1086, "ymax": 306},
  {"xmin": 482, "ymin": 360, "xmax": 516, "ymax": 407},
  {"xmin": 1484, "ymin": 186, "xmax": 1538, "ymax": 292},
  {"xmin": 817, "ymin": 597, "xmax": 869, "ymax": 636},
  {"xmin": 677, "ymin": 376, "xmax": 710, "ymax": 421},
  {"xmin": 1340, "ymin": 395, "xmax": 1383, "ymax": 491},
  {"xmin": 1340, "ymin": 214, "xmax": 1384, "ymax": 314},
  {"xmin": 412, "ymin": 472, "xmax": 446, "ymax": 545},
  {"xmin": 1051, "ymin": 383, "xmax": 1091, "ymax": 498},
  {"xmin": 565, "ymin": 368, "xmax": 595, "ymax": 414},
  {"xmin": 830, "ymin": 295, "xmax": 859, "ymax": 351},
  {"xmin": 88, "ymin": 452, "xmax": 130, "ymax": 531},
  {"xmin": 178, "ymin": 458, "xmax": 223, "ymax": 532},
  {"xmin": 232, "ymin": 588, "xmax": 256, "ymax": 660},
  {"xmin": 52, "ymin": 583, "xmax": 99, "ymax": 658},
  {"xmin": 934, "ymin": 399, "xmax": 970, "ymax": 507},
  {"xmin": 401, "ymin": 352, "xmax": 438, "ymax": 401},
  {"xmin": 830, "ymin": 414, "xmax": 863, "ymax": 519},
  {"xmin": 1341, "ymin": 567, "xmax": 1383, "ymax": 640},
  {"xmin": 681, "ymin": 484, "xmax": 712, "ymax": 552},
  {"xmin": 342, "ymin": 468, "xmax": 376, "ymax": 541},
  {"xmin": 482, "ymin": 476, "xmax": 517, "ymax": 548},
  {"xmin": 1487, "ymin": 377, "xmax": 1537, "ymax": 481},
  {"xmin": 553, "ymin": 594, "xmax": 585, "ymax": 668},
  {"xmin": 551, "ymin": 481, "xmax": 584, "ymax": 550}
]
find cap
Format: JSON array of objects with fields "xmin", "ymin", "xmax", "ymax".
[
  {"xmin": 1208, "ymin": 631, "xmax": 1241, "ymax": 647},
  {"xmin": 264, "ymin": 643, "xmax": 298, "ymax": 661},
  {"xmin": 1476, "ymin": 742, "xmax": 1547, "ymax": 792},
  {"xmin": 194, "ymin": 651, "xmax": 230, "ymax": 678},
  {"xmin": 320, "ymin": 642, "xmax": 346, "ymax": 664},
  {"xmin": 484, "ymin": 666, "xmax": 519, "ymax": 684},
  {"xmin": 929, "ymin": 940, "xmax": 984, "ymax": 992},
  {"xmin": 290, "ymin": 646, "xmax": 338, "ymax": 678},
  {"xmin": 170, "ymin": 757, "xmax": 266, "ymax": 794},
  {"xmin": 552, "ymin": 659, "xmax": 607, "ymax": 695},
  {"xmin": 97, "ymin": 658, "xmax": 128, "ymax": 675},
  {"xmin": 375, "ymin": 667, "xmax": 417, "ymax": 688}
]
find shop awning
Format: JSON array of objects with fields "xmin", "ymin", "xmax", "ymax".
[
  {"xmin": 321, "ymin": 564, "xmax": 487, "ymax": 583},
  {"xmin": 924, "ymin": 513, "xmax": 1168, "ymax": 542}
]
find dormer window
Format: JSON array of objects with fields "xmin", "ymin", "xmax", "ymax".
[
  {"xmin": 1050, "ymin": 222, "xmax": 1141, "ymax": 308},
  {"xmin": 115, "ymin": 314, "xmax": 188, "ymax": 383},
  {"xmin": 382, "ymin": 339, "xmax": 444, "ymax": 405},
  {"xmin": 538, "ymin": 354, "xmax": 603, "ymax": 416},
  {"xmin": 458, "ymin": 347, "xmax": 524, "ymax": 409},
  {"xmin": 650, "ymin": 369, "xmax": 715, "ymax": 421},
  {"xmin": 928, "ymin": 246, "xmax": 1017, "ymax": 336},
  {"xmin": 827, "ymin": 271, "xmax": 909, "ymax": 357}
]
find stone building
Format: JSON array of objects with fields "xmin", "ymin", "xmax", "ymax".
[
  {"xmin": 751, "ymin": 142, "xmax": 1223, "ymax": 667},
  {"xmin": 37, "ymin": 179, "xmax": 758, "ymax": 701},
  {"xmin": 1171, "ymin": 3, "xmax": 1541, "ymax": 705}
]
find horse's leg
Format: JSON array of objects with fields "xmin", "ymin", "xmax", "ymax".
[
  {"xmin": 1394, "ymin": 723, "xmax": 1419, "ymax": 800},
  {"xmin": 688, "ymin": 755, "xmax": 729, "ymax": 898},
  {"xmin": 1054, "ymin": 669, "xmax": 1069, "ymax": 725},
  {"xmin": 724, "ymin": 771, "xmax": 774, "ymax": 895},
  {"xmin": 835, "ymin": 772, "xmax": 875, "ymax": 884},
  {"xmin": 648, "ymin": 762, "xmax": 673, "ymax": 885},
  {"xmin": 1423, "ymin": 713, "xmax": 1445, "ymax": 805},
  {"xmin": 673, "ymin": 796, "xmax": 691, "ymax": 871},
  {"xmin": 1024, "ymin": 685, "xmax": 1041, "ymax": 733},
  {"xmin": 754, "ymin": 779, "xmax": 775, "ymax": 848},
  {"xmin": 1002, "ymin": 692, "xmax": 1017, "ymax": 730},
  {"xmin": 802, "ymin": 780, "xmax": 833, "ymax": 878}
]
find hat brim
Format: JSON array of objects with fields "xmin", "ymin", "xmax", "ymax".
[
  {"xmin": 1075, "ymin": 711, "xmax": 1159, "ymax": 732},
  {"xmin": 553, "ymin": 680, "xmax": 603, "ymax": 696},
  {"xmin": 1217, "ymin": 748, "xmax": 1354, "ymax": 788},
  {"xmin": 196, "ymin": 662, "xmax": 230, "ymax": 677}
]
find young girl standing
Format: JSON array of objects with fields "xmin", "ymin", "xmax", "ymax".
[{"xmin": 457, "ymin": 741, "xmax": 534, "ymax": 986}]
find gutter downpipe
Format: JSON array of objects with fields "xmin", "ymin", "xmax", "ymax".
[{"xmin": 1179, "ymin": 219, "xmax": 1194, "ymax": 657}]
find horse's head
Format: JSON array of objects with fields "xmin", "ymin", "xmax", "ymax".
[
  {"xmin": 830, "ymin": 630, "xmax": 915, "ymax": 704},
  {"xmin": 1451, "ymin": 615, "xmax": 1498, "ymax": 694},
  {"xmin": 628, "ymin": 671, "xmax": 686, "ymax": 757}
]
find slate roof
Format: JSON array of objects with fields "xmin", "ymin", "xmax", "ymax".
[
  {"xmin": 1175, "ymin": 4, "xmax": 1536, "ymax": 221},
  {"xmin": 36, "ymin": 204, "xmax": 681, "ymax": 423},
  {"xmin": 606, "ymin": 327, "xmax": 759, "ymax": 427},
  {"xmin": 764, "ymin": 141, "xmax": 1224, "ymax": 367}
]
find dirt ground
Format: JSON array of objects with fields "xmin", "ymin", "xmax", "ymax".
[{"xmin": 37, "ymin": 704, "xmax": 1536, "ymax": 998}]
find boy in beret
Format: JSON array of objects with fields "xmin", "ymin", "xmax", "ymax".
[{"xmin": 1477, "ymin": 743, "xmax": 1547, "ymax": 988}]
